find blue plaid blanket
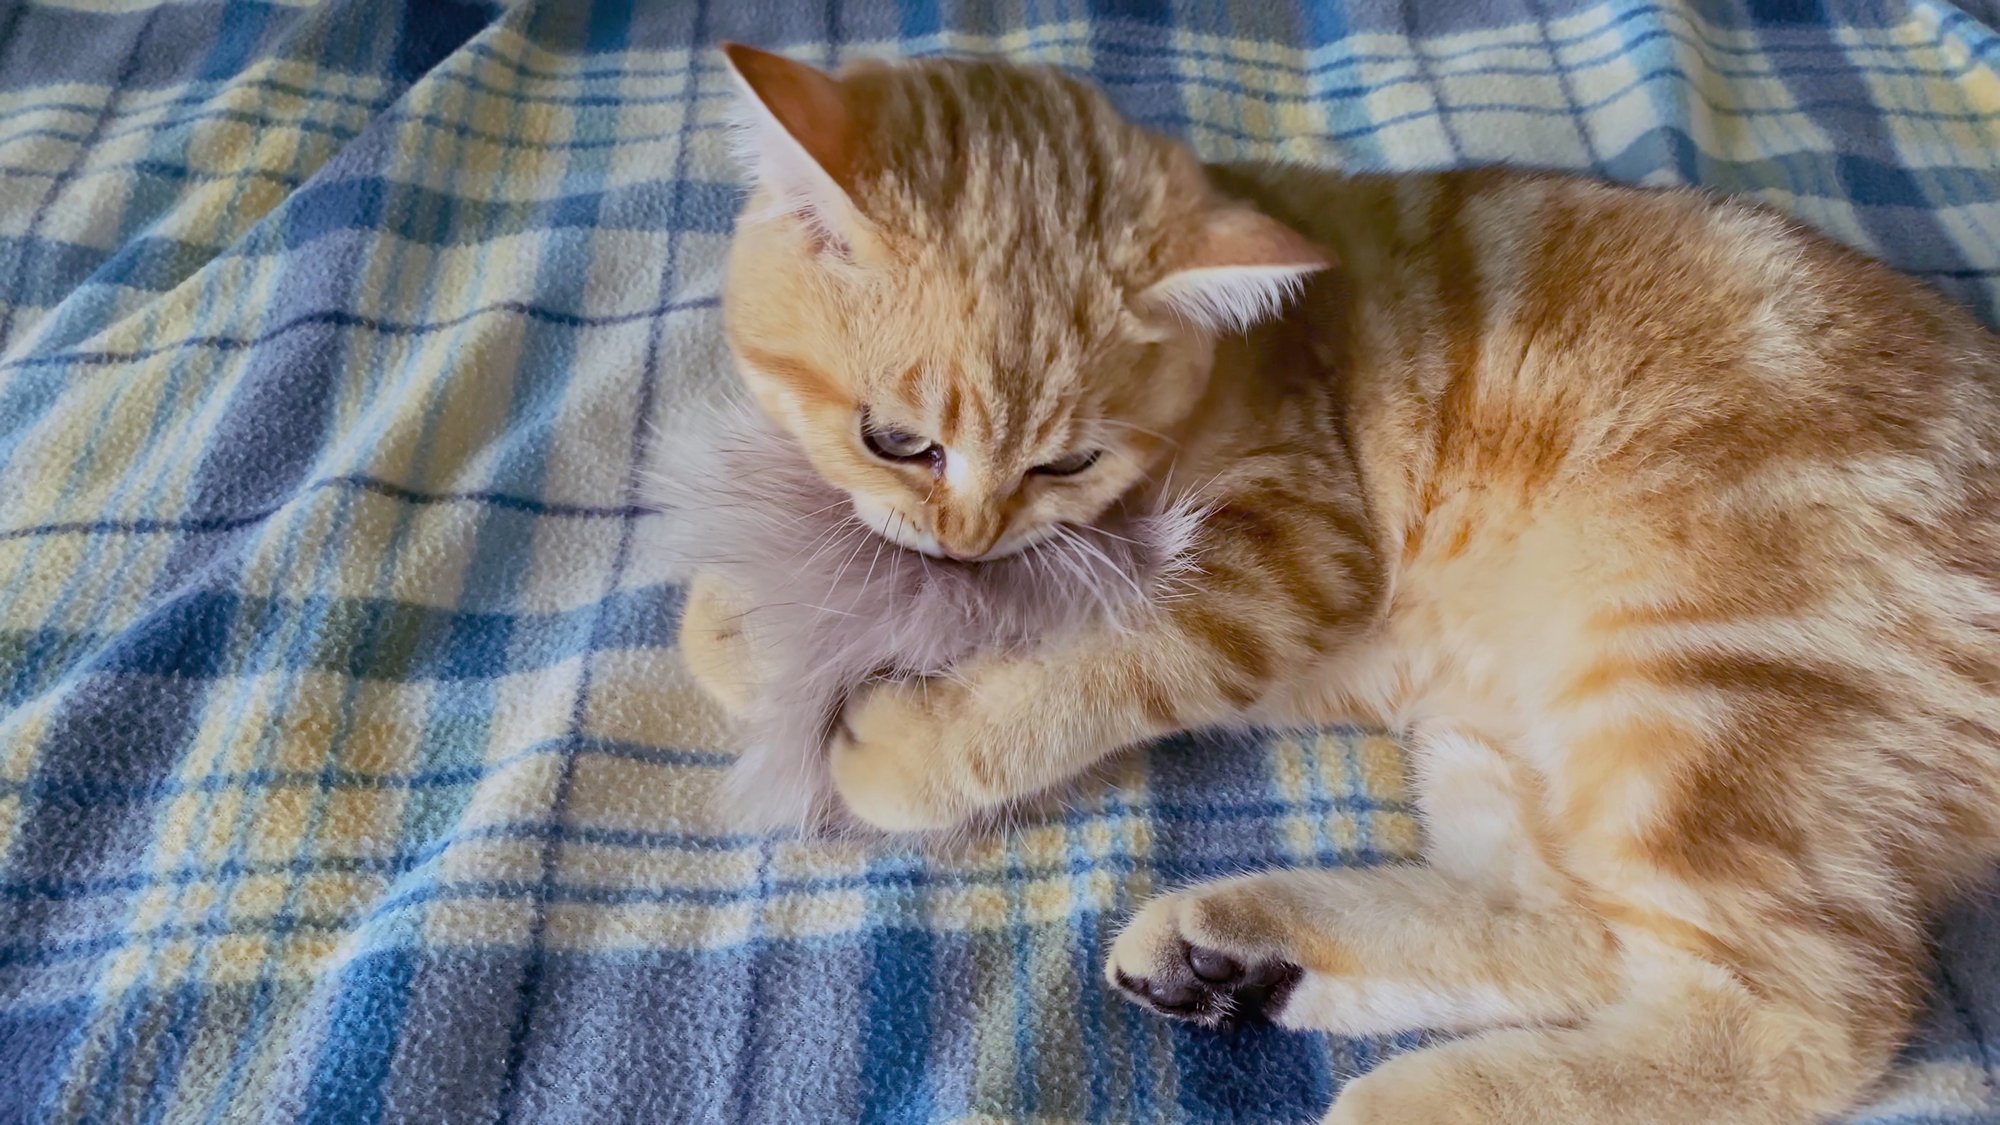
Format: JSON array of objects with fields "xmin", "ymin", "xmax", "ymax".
[{"xmin": 2, "ymin": 0, "xmax": 1997, "ymax": 1122}]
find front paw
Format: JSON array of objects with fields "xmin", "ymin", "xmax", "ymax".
[
  {"xmin": 1106, "ymin": 884, "xmax": 1304, "ymax": 1029},
  {"xmin": 678, "ymin": 573, "xmax": 760, "ymax": 716},
  {"xmin": 828, "ymin": 678, "xmax": 970, "ymax": 833}
]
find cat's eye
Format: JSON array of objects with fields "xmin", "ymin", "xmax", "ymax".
[
  {"xmin": 860, "ymin": 413, "xmax": 938, "ymax": 463},
  {"xmin": 1031, "ymin": 449, "xmax": 1101, "ymax": 477}
]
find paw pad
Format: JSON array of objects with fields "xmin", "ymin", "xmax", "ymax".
[{"xmin": 1113, "ymin": 940, "xmax": 1300, "ymax": 1029}]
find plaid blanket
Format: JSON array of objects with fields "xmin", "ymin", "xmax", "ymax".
[{"xmin": 2, "ymin": 0, "xmax": 1997, "ymax": 1121}]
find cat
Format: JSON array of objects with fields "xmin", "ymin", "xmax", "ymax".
[{"xmin": 681, "ymin": 43, "xmax": 2000, "ymax": 1125}]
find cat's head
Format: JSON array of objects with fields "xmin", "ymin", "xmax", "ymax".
[{"xmin": 718, "ymin": 45, "xmax": 1328, "ymax": 560}]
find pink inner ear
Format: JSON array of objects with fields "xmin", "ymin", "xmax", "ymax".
[{"xmin": 720, "ymin": 43, "xmax": 856, "ymax": 190}]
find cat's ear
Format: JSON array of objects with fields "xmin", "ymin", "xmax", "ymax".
[
  {"xmin": 720, "ymin": 43, "xmax": 864, "ymax": 247},
  {"xmin": 1139, "ymin": 208, "xmax": 1333, "ymax": 334}
]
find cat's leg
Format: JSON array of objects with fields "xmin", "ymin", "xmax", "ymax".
[
  {"xmin": 1107, "ymin": 725, "xmax": 1622, "ymax": 1036},
  {"xmin": 1103, "ymin": 865, "xmax": 1620, "ymax": 1034},
  {"xmin": 1112, "ymin": 724, "xmax": 1908, "ymax": 1125},
  {"xmin": 829, "ymin": 632, "xmax": 1194, "ymax": 831},
  {"xmin": 1319, "ymin": 972, "xmax": 1886, "ymax": 1125},
  {"xmin": 830, "ymin": 468, "xmax": 1385, "ymax": 832},
  {"xmin": 677, "ymin": 571, "xmax": 761, "ymax": 716}
]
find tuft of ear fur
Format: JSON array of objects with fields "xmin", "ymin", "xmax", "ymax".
[
  {"xmin": 720, "ymin": 43, "xmax": 863, "ymax": 248},
  {"xmin": 1141, "ymin": 206, "xmax": 1333, "ymax": 334}
]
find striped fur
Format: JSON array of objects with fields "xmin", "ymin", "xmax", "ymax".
[{"xmin": 695, "ymin": 54, "xmax": 2000, "ymax": 1125}]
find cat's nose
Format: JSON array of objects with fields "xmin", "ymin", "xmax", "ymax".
[{"xmin": 934, "ymin": 511, "xmax": 1005, "ymax": 561}]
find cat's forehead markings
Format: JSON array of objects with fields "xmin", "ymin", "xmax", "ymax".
[
  {"xmin": 939, "ymin": 382, "xmax": 964, "ymax": 444},
  {"xmin": 1030, "ymin": 401, "xmax": 1073, "ymax": 450}
]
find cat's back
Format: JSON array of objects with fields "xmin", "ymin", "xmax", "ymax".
[
  {"xmin": 1221, "ymin": 163, "xmax": 2000, "ymax": 506},
  {"xmin": 1226, "ymin": 162, "xmax": 2000, "ymax": 570},
  {"xmin": 1233, "ymin": 164, "xmax": 2000, "ymax": 798}
]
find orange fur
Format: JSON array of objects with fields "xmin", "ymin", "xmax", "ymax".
[{"xmin": 690, "ymin": 48, "xmax": 2000, "ymax": 1125}]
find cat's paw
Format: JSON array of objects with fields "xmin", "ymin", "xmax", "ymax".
[
  {"xmin": 678, "ymin": 573, "xmax": 760, "ymax": 716},
  {"xmin": 1106, "ymin": 884, "xmax": 1304, "ymax": 1029},
  {"xmin": 828, "ymin": 678, "xmax": 970, "ymax": 832}
]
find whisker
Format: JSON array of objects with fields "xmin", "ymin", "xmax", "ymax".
[
  {"xmin": 795, "ymin": 521, "xmax": 869, "ymax": 571},
  {"xmin": 785, "ymin": 497, "xmax": 859, "ymax": 526},
  {"xmin": 1094, "ymin": 418, "xmax": 1180, "ymax": 446},
  {"xmin": 1079, "ymin": 522, "xmax": 1140, "ymax": 546},
  {"xmin": 1057, "ymin": 524, "xmax": 1146, "ymax": 601},
  {"xmin": 823, "ymin": 521, "xmax": 879, "ymax": 598},
  {"xmin": 1044, "ymin": 527, "xmax": 1107, "ymax": 600},
  {"xmin": 856, "ymin": 532, "xmax": 890, "ymax": 612}
]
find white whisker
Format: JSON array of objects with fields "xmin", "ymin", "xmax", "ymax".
[
  {"xmin": 1080, "ymin": 522, "xmax": 1140, "ymax": 546},
  {"xmin": 1094, "ymin": 418, "xmax": 1180, "ymax": 446},
  {"xmin": 1057, "ymin": 525, "xmax": 1146, "ymax": 601}
]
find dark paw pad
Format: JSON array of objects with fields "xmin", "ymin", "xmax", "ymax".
[{"xmin": 1114, "ymin": 941, "xmax": 1301, "ymax": 1030}]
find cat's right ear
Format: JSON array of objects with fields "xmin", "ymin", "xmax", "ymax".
[
  {"xmin": 720, "ymin": 43, "xmax": 865, "ymax": 251},
  {"xmin": 1137, "ymin": 207, "xmax": 1334, "ymax": 336}
]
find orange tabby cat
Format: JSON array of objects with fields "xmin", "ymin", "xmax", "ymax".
[{"xmin": 685, "ymin": 44, "xmax": 2000, "ymax": 1124}]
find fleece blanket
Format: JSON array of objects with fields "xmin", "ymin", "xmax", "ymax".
[{"xmin": 1, "ymin": 0, "xmax": 1998, "ymax": 1122}]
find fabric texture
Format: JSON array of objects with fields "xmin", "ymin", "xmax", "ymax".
[{"xmin": 0, "ymin": 0, "xmax": 1996, "ymax": 1122}]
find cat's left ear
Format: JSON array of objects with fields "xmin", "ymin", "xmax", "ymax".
[
  {"xmin": 720, "ymin": 43, "xmax": 865, "ymax": 247},
  {"xmin": 1139, "ymin": 207, "xmax": 1334, "ymax": 334}
]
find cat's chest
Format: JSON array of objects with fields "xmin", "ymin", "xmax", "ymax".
[{"xmin": 1323, "ymin": 494, "xmax": 1613, "ymax": 739}]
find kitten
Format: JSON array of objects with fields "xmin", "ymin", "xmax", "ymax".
[{"xmin": 686, "ymin": 44, "xmax": 2000, "ymax": 1125}]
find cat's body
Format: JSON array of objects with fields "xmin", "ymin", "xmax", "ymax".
[
  {"xmin": 682, "ymin": 46, "xmax": 2000, "ymax": 1123},
  {"xmin": 1110, "ymin": 168, "xmax": 2000, "ymax": 1121}
]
